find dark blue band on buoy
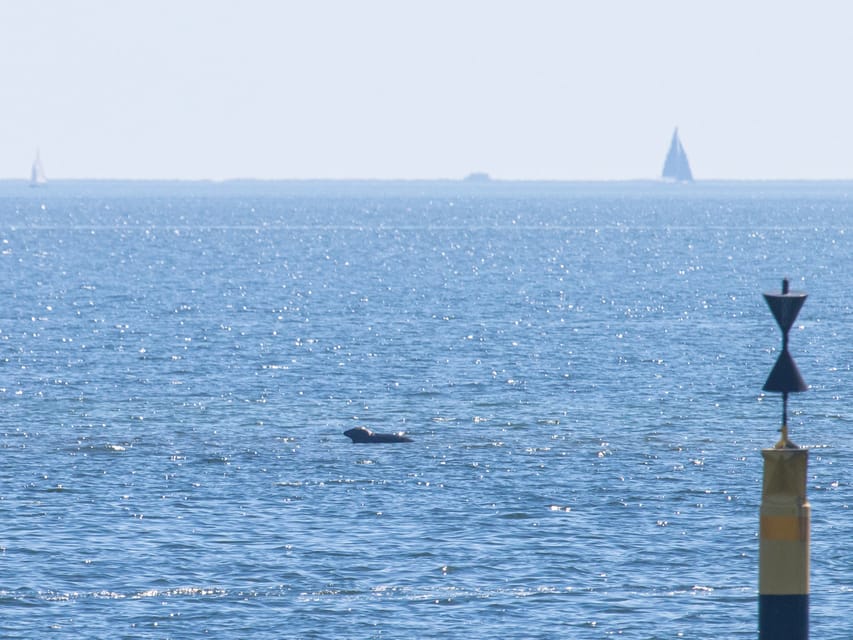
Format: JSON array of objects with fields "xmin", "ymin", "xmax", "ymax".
[{"xmin": 759, "ymin": 594, "xmax": 808, "ymax": 640}]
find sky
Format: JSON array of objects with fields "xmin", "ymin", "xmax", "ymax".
[{"xmin": 2, "ymin": 1, "xmax": 853, "ymax": 181}]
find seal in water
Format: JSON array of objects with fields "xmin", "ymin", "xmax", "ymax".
[{"xmin": 344, "ymin": 427, "xmax": 413, "ymax": 443}]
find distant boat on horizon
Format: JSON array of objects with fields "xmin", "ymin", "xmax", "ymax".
[
  {"xmin": 661, "ymin": 128, "xmax": 693, "ymax": 182},
  {"xmin": 30, "ymin": 149, "xmax": 47, "ymax": 187},
  {"xmin": 464, "ymin": 172, "xmax": 492, "ymax": 183}
]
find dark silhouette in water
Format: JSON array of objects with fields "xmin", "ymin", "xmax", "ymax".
[{"xmin": 344, "ymin": 427, "xmax": 413, "ymax": 443}]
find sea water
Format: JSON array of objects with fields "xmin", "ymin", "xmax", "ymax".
[{"xmin": 0, "ymin": 180, "xmax": 850, "ymax": 638}]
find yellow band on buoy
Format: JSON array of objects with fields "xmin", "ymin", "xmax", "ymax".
[{"xmin": 760, "ymin": 515, "xmax": 809, "ymax": 542}]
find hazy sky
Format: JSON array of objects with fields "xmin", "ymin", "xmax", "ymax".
[{"xmin": 2, "ymin": 1, "xmax": 852, "ymax": 181}]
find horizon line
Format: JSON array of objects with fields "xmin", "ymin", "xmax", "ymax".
[{"xmin": 7, "ymin": 176, "xmax": 853, "ymax": 184}]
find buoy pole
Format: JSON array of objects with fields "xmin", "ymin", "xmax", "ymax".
[
  {"xmin": 759, "ymin": 278, "xmax": 809, "ymax": 639},
  {"xmin": 759, "ymin": 447, "xmax": 809, "ymax": 638}
]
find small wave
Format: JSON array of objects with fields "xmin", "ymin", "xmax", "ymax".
[
  {"xmin": 6, "ymin": 586, "xmax": 229, "ymax": 604},
  {"xmin": 133, "ymin": 587, "xmax": 228, "ymax": 599}
]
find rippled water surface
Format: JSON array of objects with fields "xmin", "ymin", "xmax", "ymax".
[{"xmin": 0, "ymin": 181, "xmax": 850, "ymax": 638}]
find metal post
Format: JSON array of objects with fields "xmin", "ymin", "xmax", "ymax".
[
  {"xmin": 759, "ymin": 448, "xmax": 809, "ymax": 638},
  {"xmin": 759, "ymin": 278, "xmax": 809, "ymax": 639}
]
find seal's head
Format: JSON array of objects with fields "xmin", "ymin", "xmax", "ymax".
[{"xmin": 344, "ymin": 427, "xmax": 374, "ymax": 442}]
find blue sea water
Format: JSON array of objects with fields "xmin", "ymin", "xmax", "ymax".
[{"xmin": 0, "ymin": 180, "xmax": 850, "ymax": 639}]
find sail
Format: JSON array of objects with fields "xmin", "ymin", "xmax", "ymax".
[
  {"xmin": 662, "ymin": 128, "xmax": 693, "ymax": 182},
  {"xmin": 30, "ymin": 149, "xmax": 47, "ymax": 186}
]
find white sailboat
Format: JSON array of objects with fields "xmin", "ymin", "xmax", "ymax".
[
  {"xmin": 661, "ymin": 128, "xmax": 693, "ymax": 182},
  {"xmin": 30, "ymin": 149, "xmax": 47, "ymax": 186}
]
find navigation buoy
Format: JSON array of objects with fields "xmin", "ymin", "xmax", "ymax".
[{"xmin": 759, "ymin": 278, "xmax": 809, "ymax": 640}]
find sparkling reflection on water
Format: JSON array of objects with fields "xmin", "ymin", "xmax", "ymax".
[{"xmin": 0, "ymin": 181, "xmax": 850, "ymax": 638}]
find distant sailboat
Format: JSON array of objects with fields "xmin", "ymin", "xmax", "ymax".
[
  {"xmin": 661, "ymin": 128, "xmax": 693, "ymax": 182},
  {"xmin": 30, "ymin": 149, "xmax": 47, "ymax": 187}
]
